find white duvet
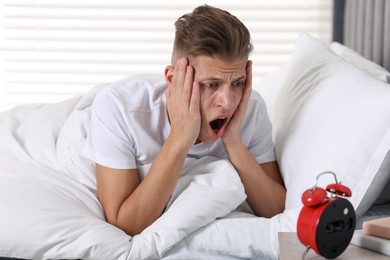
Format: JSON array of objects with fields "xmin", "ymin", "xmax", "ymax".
[{"xmin": 0, "ymin": 84, "xmax": 292, "ymax": 260}]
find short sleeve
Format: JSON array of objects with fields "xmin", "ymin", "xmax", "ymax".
[
  {"xmin": 245, "ymin": 91, "xmax": 276, "ymax": 164},
  {"xmin": 83, "ymin": 88, "xmax": 137, "ymax": 169}
]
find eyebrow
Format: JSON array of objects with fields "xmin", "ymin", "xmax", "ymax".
[
  {"xmin": 233, "ymin": 76, "xmax": 247, "ymax": 82},
  {"xmin": 200, "ymin": 76, "xmax": 246, "ymax": 82}
]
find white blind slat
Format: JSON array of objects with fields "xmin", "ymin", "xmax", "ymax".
[
  {"xmin": 0, "ymin": 0, "xmax": 333, "ymax": 112},
  {"xmin": 4, "ymin": 0, "xmax": 330, "ymax": 8}
]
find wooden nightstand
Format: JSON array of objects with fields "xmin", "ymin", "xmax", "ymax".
[{"xmin": 278, "ymin": 232, "xmax": 389, "ymax": 259}]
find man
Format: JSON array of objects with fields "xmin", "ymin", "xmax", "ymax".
[{"xmin": 84, "ymin": 5, "xmax": 286, "ymax": 237}]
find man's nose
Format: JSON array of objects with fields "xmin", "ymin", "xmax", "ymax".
[{"xmin": 215, "ymin": 86, "xmax": 234, "ymax": 109}]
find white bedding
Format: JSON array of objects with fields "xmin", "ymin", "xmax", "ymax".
[{"xmin": 0, "ymin": 84, "xmax": 284, "ymax": 259}]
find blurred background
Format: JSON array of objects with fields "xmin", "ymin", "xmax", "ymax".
[{"xmin": 0, "ymin": 0, "xmax": 332, "ymax": 112}]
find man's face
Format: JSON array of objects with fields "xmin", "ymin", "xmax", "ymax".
[{"xmin": 190, "ymin": 55, "xmax": 248, "ymax": 144}]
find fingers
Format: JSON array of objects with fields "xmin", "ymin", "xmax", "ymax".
[
  {"xmin": 166, "ymin": 58, "xmax": 201, "ymax": 147},
  {"xmin": 189, "ymin": 81, "xmax": 200, "ymax": 114},
  {"xmin": 182, "ymin": 65, "xmax": 194, "ymax": 106},
  {"xmin": 171, "ymin": 57, "xmax": 188, "ymax": 98},
  {"xmin": 232, "ymin": 60, "xmax": 252, "ymax": 121},
  {"xmin": 170, "ymin": 57, "xmax": 196, "ymax": 110},
  {"xmin": 242, "ymin": 60, "xmax": 253, "ymax": 104},
  {"xmin": 246, "ymin": 60, "xmax": 253, "ymax": 90}
]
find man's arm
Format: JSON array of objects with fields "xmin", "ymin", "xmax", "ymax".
[
  {"xmin": 95, "ymin": 58, "xmax": 200, "ymax": 236},
  {"xmin": 96, "ymin": 136, "xmax": 188, "ymax": 236},
  {"xmin": 222, "ymin": 60, "xmax": 286, "ymax": 217},
  {"xmin": 223, "ymin": 141, "xmax": 285, "ymax": 217}
]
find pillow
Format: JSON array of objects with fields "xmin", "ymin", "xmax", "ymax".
[
  {"xmin": 253, "ymin": 64, "xmax": 289, "ymax": 118},
  {"xmin": 256, "ymin": 41, "xmax": 389, "ymax": 119},
  {"xmin": 272, "ymin": 33, "xmax": 390, "ymax": 219},
  {"xmin": 330, "ymin": 42, "xmax": 390, "ymax": 83},
  {"xmin": 330, "ymin": 42, "xmax": 390, "ymax": 206}
]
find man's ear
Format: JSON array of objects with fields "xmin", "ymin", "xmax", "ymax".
[{"xmin": 164, "ymin": 65, "xmax": 174, "ymax": 86}]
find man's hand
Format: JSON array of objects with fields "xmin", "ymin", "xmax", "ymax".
[
  {"xmin": 98, "ymin": 58, "xmax": 202, "ymax": 237},
  {"xmin": 222, "ymin": 60, "xmax": 253, "ymax": 146},
  {"xmin": 220, "ymin": 60, "xmax": 286, "ymax": 217},
  {"xmin": 166, "ymin": 57, "xmax": 201, "ymax": 151}
]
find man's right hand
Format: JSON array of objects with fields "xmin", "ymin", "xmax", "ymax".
[{"xmin": 165, "ymin": 57, "xmax": 201, "ymax": 151}]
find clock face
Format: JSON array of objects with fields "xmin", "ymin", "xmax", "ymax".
[{"xmin": 315, "ymin": 198, "xmax": 356, "ymax": 259}]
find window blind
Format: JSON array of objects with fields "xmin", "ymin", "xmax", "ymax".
[{"xmin": 0, "ymin": 0, "xmax": 332, "ymax": 111}]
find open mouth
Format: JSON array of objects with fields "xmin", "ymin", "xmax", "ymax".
[{"xmin": 209, "ymin": 118, "xmax": 227, "ymax": 133}]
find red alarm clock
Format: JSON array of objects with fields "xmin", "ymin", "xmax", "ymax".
[{"xmin": 297, "ymin": 171, "xmax": 356, "ymax": 259}]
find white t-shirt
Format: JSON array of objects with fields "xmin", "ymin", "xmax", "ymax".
[{"xmin": 83, "ymin": 74, "xmax": 276, "ymax": 179}]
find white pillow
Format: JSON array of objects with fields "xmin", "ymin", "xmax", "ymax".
[
  {"xmin": 256, "ymin": 41, "xmax": 389, "ymax": 121},
  {"xmin": 273, "ymin": 33, "xmax": 390, "ymax": 219},
  {"xmin": 330, "ymin": 42, "xmax": 390, "ymax": 83},
  {"xmin": 254, "ymin": 64, "xmax": 289, "ymax": 118}
]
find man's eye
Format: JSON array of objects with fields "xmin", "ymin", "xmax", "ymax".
[
  {"xmin": 203, "ymin": 82, "xmax": 218, "ymax": 89},
  {"xmin": 232, "ymin": 81, "xmax": 245, "ymax": 88}
]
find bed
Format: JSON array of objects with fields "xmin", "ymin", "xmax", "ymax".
[{"xmin": 1, "ymin": 0, "xmax": 390, "ymax": 259}]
